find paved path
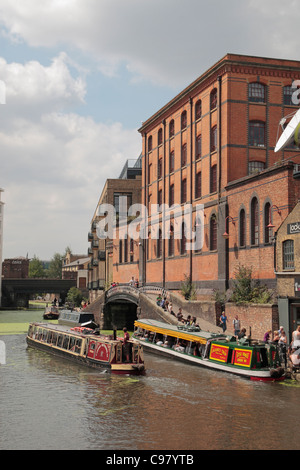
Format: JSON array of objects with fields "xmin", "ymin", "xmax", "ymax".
[{"xmin": 146, "ymin": 293, "xmax": 225, "ymax": 335}]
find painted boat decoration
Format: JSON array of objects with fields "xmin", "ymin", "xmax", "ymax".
[
  {"xmin": 27, "ymin": 322, "xmax": 145, "ymax": 375},
  {"xmin": 133, "ymin": 319, "xmax": 284, "ymax": 382}
]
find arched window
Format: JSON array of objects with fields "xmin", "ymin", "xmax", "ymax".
[
  {"xmin": 194, "ymin": 217, "xmax": 202, "ymax": 252},
  {"xmin": 181, "ymin": 178, "xmax": 187, "ymax": 204},
  {"xmin": 195, "ymin": 171, "xmax": 201, "ymax": 199},
  {"xmin": 248, "ymin": 161, "xmax": 265, "ymax": 175},
  {"xmin": 169, "ymin": 119, "xmax": 175, "ymax": 138},
  {"xmin": 195, "ymin": 100, "xmax": 202, "ymax": 120},
  {"xmin": 249, "ymin": 83, "xmax": 266, "ymax": 103},
  {"xmin": 180, "ymin": 222, "xmax": 186, "ymax": 255},
  {"xmin": 210, "ymin": 88, "xmax": 217, "ymax": 110},
  {"xmin": 130, "ymin": 239, "xmax": 134, "ymax": 262},
  {"xmin": 124, "ymin": 237, "xmax": 128, "ymax": 263},
  {"xmin": 158, "ymin": 128, "xmax": 163, "ymax": 146},
  {"xmin": 210, "ymin": 215, "xmax": 217, "ymax": 251},
  {"xmin": 210, "ymin": 164, "xmax": 217, "ymax": 193},
  {"xmin": 195, "ymin": 134, "xmax": 201, "ymax": 159},
  {"xmin": 119, "ymin": 240, "xmax": 123, "ymax": 264},
  {"xmin": 239, "ymin": 208, "xmax": 246, "ymax": 247},
  {"xmin": 250, "ymin": 197, "xmax": 259, "ymax": 245},
  {"xmin": 211, "ymin": 125, "xmax": 217, "ymax": 152},
  {"xmin": 283, "ymin": 240, "xmax": 294, "ymax": 270},
  {"xmin": 264, "ymin": 202, "xmax": 272, "ymax": 244},
  {"xmin": 181, "ymin": 110, "xmax": 187, "ymax": 130},
  {"xmin": 181, "ymin": 143, "xmax": 187, "ymax": 166},
  {"xmin": 169, "ymin": 150, "xmax": 174, "ymax": 173},
  {"xmin": 157, "ymin": 229, "xmax": 162, "ymax": 259},
  {"xmin": 168, "ymin": 225, "xmax": 174, "ymax": 257},
  {"xmin": 249, "ymin": 121, "xmax": 265, "ymax": 147},
  {"xmin": 283, "ymin": 85, "xmax": 294, "ymax": 106}
]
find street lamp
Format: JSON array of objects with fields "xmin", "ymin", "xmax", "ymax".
[
  {"xmin": 222, "ymin": 215, "xmax": 235, "ymax": 239},
  {"xmin": 267, "ymin": 205, "xmax": 281, "ymax": 229}
]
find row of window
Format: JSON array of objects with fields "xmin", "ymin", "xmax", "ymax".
[
  {"xmin": 147, "ymin": 83, "xmax": 299, "ymax": 152},
  {"xmin": 116, "ymin": 198, "xmax": 280, "ymax": 264},
  {"xmin": 153, "ymin": 165, "xmax": 216, "ymax": 208},
  {"xmin": 28, "ymin": 325, "xmax": 83, "ymax": 353},
  {"xmin": 152, "ymin": 119, "xmax": 294, "ymax": 179}
]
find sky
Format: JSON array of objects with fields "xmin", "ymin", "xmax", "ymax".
[{"xmin": 0, "ymin": 0, "xmax": 300, "ymax": 260}]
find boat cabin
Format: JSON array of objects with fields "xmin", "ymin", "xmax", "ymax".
[{"xmin": 58, "ymin": 310, "xmax": 95, "ymax": 326}]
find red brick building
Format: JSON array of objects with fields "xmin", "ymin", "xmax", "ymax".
[
  {"xmin": 134, "ymin": 53, "xmax": 300, "ymax": 297},
  {"xmin": 2, "ymin": 257, "xmax": 29, "ymax": 279}
]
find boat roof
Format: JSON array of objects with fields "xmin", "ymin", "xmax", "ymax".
[
  {"xmin": 30, "ymin": 322, "xmax": 122, "ymax": 343},
  {"xmin": 135, "ymin": 319, "xmax": 225, "ymax": 344}
]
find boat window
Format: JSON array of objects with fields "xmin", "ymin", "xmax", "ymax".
[
  {"xmin": 57, "ymin": 335, "xmax": 63, "ymax": 348},
  {"xmin": 75, "ymin": 339, "xmax": 82, "ymax": 353},
  {"xmin": 69, "ymin": 337, "xmax": 76, "ymax": 352},
  {"xmin": 52, "ymin": 332, "xmax": 57, "ymax": 346},
  {"xmin": 63, "ymin": 335, "xmax": 70, "ymax": 349}
]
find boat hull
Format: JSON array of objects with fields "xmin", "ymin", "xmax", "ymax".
[
  {"xmin": 26, "ymin": 322, "xmax": 145, "ymax": 376},
  {"xmin": 139, "ymin": 340, "xmax": 281, "ymax": 381},
  {"xmin": 133, "ymin": 318, "xmax": 284, "ymax": 382}
]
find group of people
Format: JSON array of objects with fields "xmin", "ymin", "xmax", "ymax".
[
  {"xmin": 156, "ymin": 295, "xmax": 200, "ymax": 328},
  {"xmin": 129, "ymin": 276, "xmax": 139, "ymax": 288},
  {"xmin": 264, "ymin": 325, "xmax": 300, "ymax": 369}
]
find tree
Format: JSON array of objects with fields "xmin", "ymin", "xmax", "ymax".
[
  {"xmin": 180, "ymin": 274, "xmax": 196, "ymax": 300},
  {"xmin": 66, "ymin": 287, "xmax": 84, "ymax": 307},
  {"xmin": 29, "ymin": 255, "xmax": 45, "ymax": 278},
  {"xmin": 230, "ymin": 264, "xmax": 273, "ymax": 304},
  {"xmin": 47, "ymin": 252, "xmax": 63, "ymax": 278}
]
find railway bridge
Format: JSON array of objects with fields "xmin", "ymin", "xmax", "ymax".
[{"xmin": 1, "ymin": 278, "xmax": 76, "ymax": 308}]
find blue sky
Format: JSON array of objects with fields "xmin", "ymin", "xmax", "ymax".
[{"xmin": 0, "ymin": 0, "xmax": 299, "ymax": 260}]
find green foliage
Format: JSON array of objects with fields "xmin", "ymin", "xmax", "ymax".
[
  {"xmin": 230, "ymin": 265, "xmax": 273, "ymax": 304},
  {"xmin": 29, "ymin": 255, "xmax": 45, "ymax": 278},
  {"xmin": 66, "ymin": 287, "xmax": 85, "ymax": 307},
  {"xmin": 47, "ymin": 253, "xmax": 63, "ymax": 278},
  {"xmin": 180, "ymin": 274, "xmax": 196, "ymax": 300}
]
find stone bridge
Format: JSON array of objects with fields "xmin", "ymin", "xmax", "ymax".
[{"xmin": 87, "ymin": 284, "xmax": 221, "ymax": 333}]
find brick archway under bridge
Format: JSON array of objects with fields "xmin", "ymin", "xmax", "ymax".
[
  {"xmin": 88, "ymin": 284, "xmax": 221, "ymax": 333},
  {"xmin": 92, "ymin": 285, "xmax": 180, "ymax": 331}
]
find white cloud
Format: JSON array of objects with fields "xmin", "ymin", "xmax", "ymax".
[
  {"xmin": 1, "ymin": 0, "xmax": 300, "ymax": 88},
  {"xmin": 0, "ymin": 53, "xmax": 141, "ymax": 259}
]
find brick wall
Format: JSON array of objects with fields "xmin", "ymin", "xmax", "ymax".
[{"xmin": 225, "ymin": 302, "xmax": 279, "ymax": 340}]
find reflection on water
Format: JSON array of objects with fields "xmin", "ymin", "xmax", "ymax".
[{"xmin": 0, "ymin": 328, "xmax": 299, "ymax": 450}]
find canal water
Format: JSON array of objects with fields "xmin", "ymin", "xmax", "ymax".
[{"xmin": 0, "ymin": 310, "xmax": 299, "ymax": 451}]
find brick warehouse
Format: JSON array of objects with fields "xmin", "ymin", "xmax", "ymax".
[{"xmin": 131, "ymin": 53, "xmax": 300, "ymax": 298}]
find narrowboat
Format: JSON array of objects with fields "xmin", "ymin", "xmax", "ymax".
[
  {"xmin": 58, "ymin": 309, "xmax": 95, "ymax": 326},
  {"xmin": 26, "ymin": 322, "xmax": 145, "ymax": 375},
  {"xmin": 133, "ymin": 319, "xmax": 284, "ymax": 382},
  {"xmin": 43, "ymin": 305, "xmax": 60, "ymax": 320}
]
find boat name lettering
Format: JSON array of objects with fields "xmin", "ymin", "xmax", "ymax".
[
  {"xmin": 233, "ymin": 348, "xmax": 252, "ymax": 367},
  {"xmin": 209, "ymin": 344, "xmax": 229, "ymax": 363}
]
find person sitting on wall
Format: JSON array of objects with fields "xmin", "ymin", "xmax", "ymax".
[{"xmin": 176, "ymin": 308, "xmax": 183, "ymax": 322}]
